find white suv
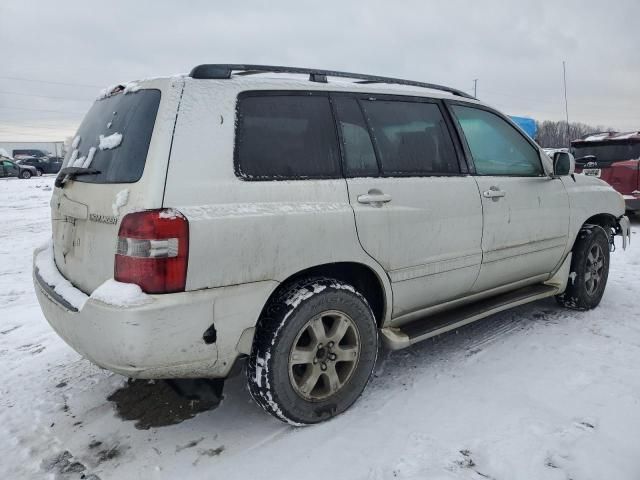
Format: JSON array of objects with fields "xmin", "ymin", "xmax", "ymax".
[{"xmin": 33, "ymin": 65, "xmax": 630, "ymax": 425}]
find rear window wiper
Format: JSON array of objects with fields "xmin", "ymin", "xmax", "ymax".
[{"xmin": 55, "ymin": 167, "xmax": 101, "ymax": 188}]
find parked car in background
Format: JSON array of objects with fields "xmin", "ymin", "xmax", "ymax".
[
  {"xmin": 14, "ymin": 155, "xmax": 63, "ymax": 175},
  {"xmin": 34, "ymin": 65, "xmax": 630, "ymax": 425},
  {"xmin": 0, "ymin": 157, "xmax": 38, "ymax": 179},
  {"xmin": 572, "ymin": 132, "xmax": 640, "ymax": 214}
]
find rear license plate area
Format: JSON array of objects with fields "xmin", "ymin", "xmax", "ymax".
[{"xmin": 582, "ymin": 168, "xmax": 601, "ymax": 177}]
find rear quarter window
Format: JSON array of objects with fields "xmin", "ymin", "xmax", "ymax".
[
  {"xmin": 235, "ymin": 94, "xmax": 340, "ymax": 180},
  {"xmin": 66, "ymin": 89, "xmax": 161, "ymax": 184}
]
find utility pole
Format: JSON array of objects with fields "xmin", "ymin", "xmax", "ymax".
[
  {"xmin": 563, "ymin": 61, "xmax": 570, "ymax": 146},
  {"xmin": 473, "ymin": 78, "xmax": 478, "ymax": 97}
]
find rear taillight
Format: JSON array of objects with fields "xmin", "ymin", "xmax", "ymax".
[{"xmin": 115, "ymin": 209, "xmax": 189, "ymax": 294}]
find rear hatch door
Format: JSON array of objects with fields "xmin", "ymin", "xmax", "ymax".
[
  {"xmin": 573, "ymin": 141, "xmax": 640, "ymax": 194},
  {"xmin": 51, "ymin": 77, "xmax": 184, "ymax": 294}
]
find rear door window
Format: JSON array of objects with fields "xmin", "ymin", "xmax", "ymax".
[
  {"xmin": 359, "ymin": 100, "xmax": 460, "ymax": 176},
  {"xmin": 235, "ymin": 94, "xmax": 340, "ymax": 180},
  {"xmin": 65, "ymin": 89, "xmax": 161, "ymax": 184}
]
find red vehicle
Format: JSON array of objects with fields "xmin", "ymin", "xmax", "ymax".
[{"xmin": 572, "ymin": 132, "xmax": 640, "ymax": 214}]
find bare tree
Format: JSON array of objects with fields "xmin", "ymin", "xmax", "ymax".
[{"xmin": 536, "ymin": 120, "xmax": 615, "ymax": 148}]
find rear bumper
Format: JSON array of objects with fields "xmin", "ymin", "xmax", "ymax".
[{"xmin": 33, "ymin": 246, "xmax": 276, "ymax": 379}]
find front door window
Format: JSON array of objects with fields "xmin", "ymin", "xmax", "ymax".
[{"xmin": 451, "ymin": 105, "xmax": 543, "ymax": 176}]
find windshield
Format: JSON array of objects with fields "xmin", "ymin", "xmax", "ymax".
[
  {"xmin": 63, "ymin": 89, "xmax": 161, "ymax": 184},
  {"xmin": 571, "ymin": 142, "xmax": 640, "ymax": 163}
]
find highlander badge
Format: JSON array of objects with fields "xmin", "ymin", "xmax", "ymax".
[{"xmin": 89, "ymin": 213, "xmax": 118, "ymax": 224}]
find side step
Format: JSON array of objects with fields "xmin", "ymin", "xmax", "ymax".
[{"xmin": 381, "ymin": 284, "xmax": 559, "ymax": 350}]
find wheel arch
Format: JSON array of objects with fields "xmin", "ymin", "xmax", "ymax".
[
  {"xmin": 261, "ymin": 262, "xmax": 391, "ymax": 328},
  {"xmin": 583, "ymin": 213, "xmax": 618, "ymax": 233},
  {"xmin": 568, "ymin": 213, "xmax": 617, "ymax": 252}
]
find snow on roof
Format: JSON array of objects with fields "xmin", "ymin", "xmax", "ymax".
[
  {"xmin": 93, "ymin": 72, "xmax": 480, "ymax": 106},
  {"xmin": 611, "ymin": 131, "xmax": 640, "ymax": 140},
  {"xmin": 97, "ymin": 84, "xmax": 121, "ymax": 100},
  {"xmin": 578, "ymin": 131, "xmax": 640, "ymax": 143},
  {"xmin": 583, "ymin": 133, "xmax": 611, "ymax": 142},
  {"xmin": 123, "ymin": 81, "xmax": 141, "ymax": 94},
  {"xmin": 96, "ymin": 75, "xmax": 187, "ymax": 101}
]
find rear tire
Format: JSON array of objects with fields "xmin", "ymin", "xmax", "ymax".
[
  {"xmin": 35, "ymin": 169, "xmax": 43, "ymax": 176},
  {"xmin": 247, "ymin": 277, "xmax": 378, "ymax": 425},
  {"xmin": 20, "ymin": 170, "xmax": 31, "ymax": 179},
  {"xmin": 556, "ymin": 225, "xmax": 610, "ymax": 310}
]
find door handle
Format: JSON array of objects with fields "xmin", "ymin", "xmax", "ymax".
[
  {"xmin": 482, "ymin": 188, "xmax": 506, "ymax": 199},
  {"xmin": 357, "ymin": 190, "xmax": 392, "ymax": 206}
]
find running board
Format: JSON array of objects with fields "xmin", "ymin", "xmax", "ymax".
[{"xmin": 380, "ymin": 284, "xmax": 559, "ymax": 350}]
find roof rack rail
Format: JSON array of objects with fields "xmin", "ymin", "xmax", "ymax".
[{"xmin": 188, "ymin": 64, "xmax": 475, "ymax": 99}]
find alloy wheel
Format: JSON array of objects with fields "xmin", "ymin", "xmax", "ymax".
[
  {"xmin": 288, "ymin": 310, "xmax": 361, "ymax": 401},
  {"xmin": 585, "ymin": 243, "xmax": 605, "ymax": 296}
]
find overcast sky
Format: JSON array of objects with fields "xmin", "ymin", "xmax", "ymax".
[{"xmin": 1, "ymin": 0, "xmax": 638, "ymax": 142}]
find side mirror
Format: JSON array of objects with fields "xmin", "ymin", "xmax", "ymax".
[{"xmin": 553, "ymin": 151, "xmax": 575, "ymax": 176}]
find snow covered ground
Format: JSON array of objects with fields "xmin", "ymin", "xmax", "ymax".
[{"xmin": 1, "ymin": 175, "xmax": 639, "ymax": 480}]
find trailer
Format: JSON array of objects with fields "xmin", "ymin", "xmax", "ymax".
[{"xmin": 509, "ymin": 116, "xmax": 537, "ymax": 140}]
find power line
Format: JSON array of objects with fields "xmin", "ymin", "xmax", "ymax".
[
  {"xmin": 0, "ymin": 90, "xmax": 94, "ymax": 102},
  {"xmin": 0, "ymin": 120, "xmax": 79, "ymax": 129},
  {"xmin": 0, "ymin": 124, "xmax": 76, "ymax": 132},
  {"xmin": 0, "ymin": 76, "xmax": 102, "ymax": 89},
  {"xmin": 0, "ymin": 120, "xmax": 78, "ymax": 130},
  {"xmin": 0, "ymin": 120, "xmax": 78, "ymax": 128},
  {"xmin": 0, "ymin": 105, "xmax": 86, "ymax": 115},
  {"xmin": 466, "ymin": 85, "xmax": 633, "ymax": 110},
  {"xmin": 485, "ymin": 100, "xmax": 640, "ymax": 122}
]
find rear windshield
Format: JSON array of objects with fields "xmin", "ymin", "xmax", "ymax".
[
  {"xmin": 572, "ymin": 142, "xmax": 640, "ymax": 164},
  {"xmin": 65, "ymin": 89, "xmax": 160, "ymax": 183}
]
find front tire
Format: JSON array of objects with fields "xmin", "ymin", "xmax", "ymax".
[
  {"xmin": 20, "ymin": 170, "xmax": 31, "ymax": 179},
  {"xmin": 247, "ymin": 277, "xmax": 378, "ymax": 425},
  {"xmin": 556, "ymin": 225, "xmax": 610, "ymax": 310},
  {"xmin": 35, "ymin": 169, "xmax": 43, "ymax": 176}
]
